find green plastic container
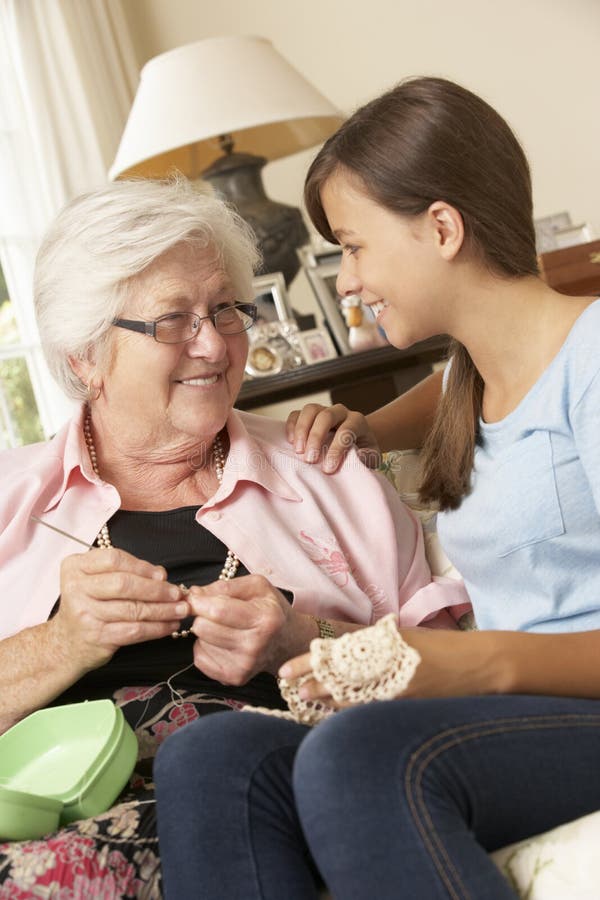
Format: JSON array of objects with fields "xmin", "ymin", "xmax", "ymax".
[
  {"xmin": 0, "ymin": 784, "xmax": 62, "ymax": 841},
  {"xmin": 0, "ymin": 700, "xmax": 138, "ymax": 840}
]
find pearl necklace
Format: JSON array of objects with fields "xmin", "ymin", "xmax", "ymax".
[{"xmin": 83, "ymin": 410, "xmax": 240, "ymax": 637}]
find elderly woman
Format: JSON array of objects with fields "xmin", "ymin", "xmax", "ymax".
[{"xmin": 0, "ymin": 178, "xmax": 467, "ymax": 895}]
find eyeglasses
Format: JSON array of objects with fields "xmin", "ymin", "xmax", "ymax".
[{"xmin": 112, "ymin": 303, "xmax": 257, "ymax": 344}]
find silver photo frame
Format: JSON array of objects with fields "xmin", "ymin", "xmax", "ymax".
[
  {"xmin": 245, "ymin": 342, "xmax": 284, "ymax": 378},
  {"xmin": 297, "ymin": 246, "xmax": 351, "ymax": 355},
  {"xmin": 552, "ymin": 223, "xmax": 592, "ymax": 250},
  {"xmin": 252, "ymin": 272, "xmax": 294, "ymax": 325},
  {"xmin": 534, "ymin": 211, "xmax": 572, "ymax": 254},
  {"xmin": 296, "ymin": 327, "xmax": 338, "ymax": 365}
]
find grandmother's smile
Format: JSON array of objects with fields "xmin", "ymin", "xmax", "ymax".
[{"xmin": 177, "ymin": 374, "xmax": 220, "ymax": 387}]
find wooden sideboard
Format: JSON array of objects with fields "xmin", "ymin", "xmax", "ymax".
[
  {"xmin": 538, "ymin": 238, "xmax": 600, "ymax": 296},
  {"xmin": 237, "ymin": 336, "xmax": 449, "ymax": 414}
]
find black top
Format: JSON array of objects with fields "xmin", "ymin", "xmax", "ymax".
[{"xmin": 55, "ymin": 507, "xmax": 289, "ymax": 709}]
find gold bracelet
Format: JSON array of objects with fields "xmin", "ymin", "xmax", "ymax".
[{"xmin": 312, "ymin": 617, "xmax": 336, "ymax": 640}]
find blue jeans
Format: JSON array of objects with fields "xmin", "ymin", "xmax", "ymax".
[{"xmin": 154, "ymin": 695, "xmax": 600, "ymax": 899}]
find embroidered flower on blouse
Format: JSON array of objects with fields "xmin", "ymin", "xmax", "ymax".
[
  {"xmin": 298, "ymin": 531, "xmax": 389, "ymax": 614},
  {"xmin": 298, "ymin": 531, "xmax": 352, "ymax": 586}
]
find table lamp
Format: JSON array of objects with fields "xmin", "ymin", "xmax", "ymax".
[{"xmin": 109, "ymin": 35, "xmax": 344, "ymax": 285}]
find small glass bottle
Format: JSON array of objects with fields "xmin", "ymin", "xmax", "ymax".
[{"xmin": 340, "ymin": 295, "xmax": 387, "ymax": 352}]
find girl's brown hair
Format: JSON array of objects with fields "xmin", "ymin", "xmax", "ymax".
[{"xmin": 304, "ymin": 76, "xmax": 538, "ymax": 510}]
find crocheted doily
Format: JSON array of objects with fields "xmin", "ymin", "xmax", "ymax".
[
  {"xmin": 243, "ymin": 614, "xmax": 421, "ymax": 726},
  {"xmin": 311, "ymin": 613, "xmax": 421, "ymax": 704},
  {"xmin": 243, "ymin": 674, "xmax": 337, "ymax": 726}
]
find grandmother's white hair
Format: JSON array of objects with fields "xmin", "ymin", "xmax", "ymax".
[{"xmin": 34, "ymin": 178, "xmax": 261, "ymax": 400}]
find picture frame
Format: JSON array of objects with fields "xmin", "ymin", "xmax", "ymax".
[
  {"xmin": 298, "ymin": 245, "xmax": 388, "ymax": 355},
  {"xmin": 552, "ymin": 223, "xmax": 593, "ymax": 251},
  {"xmin": 297, "ymin": 246, "xmax": 352, "ymax": 354},
  {"xmin": 534, "ymin": 211, "xmax": 572, "ymax": 254},
  {"xmin": 252, "ymin": 272, "xmax": 294, "ymax": 325},
  {"xmin": 296, "ymin": 327, "xmax": 338, "ymax": 365},
  {"xmin": 245, "ymin": 319, "xmax": 306, "ymax": 379},
  {"xmin": 245, "ymin": 342, "xmax": 285, "ymax": 378},
  {"xmin": 298, "ymin": 237, "xmax": 344, "ymax": 269}
]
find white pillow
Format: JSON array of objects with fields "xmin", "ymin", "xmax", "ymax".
[{"xmin": 491, "ymin": 809, "xmax": 600, "ymax": 900}]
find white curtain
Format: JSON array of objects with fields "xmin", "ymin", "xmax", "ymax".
[{"xmin": 0, "ymin": 0, "xmax": 139, "ymax": 435}]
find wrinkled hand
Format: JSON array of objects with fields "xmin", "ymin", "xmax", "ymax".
[
  {"xmin": 54, "ymin": 548, "xmax": 189, "ymax": 672},
  {"xmin": 286, "ymin": 403, "xmax": 380, "ymax": 473},
  {"xmin": 279, "ymin": 626, "xmax": 498, "ymax": 705},
  {"xmin": 186, "ymin": 575, "xmax": 298, "ymax": 685}
]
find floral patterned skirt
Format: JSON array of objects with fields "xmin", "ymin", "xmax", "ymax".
[{"xmin": 0, "ymin": 686, "xmax": 246, "ymax": 898}]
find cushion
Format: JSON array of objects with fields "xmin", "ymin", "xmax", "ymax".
[
  {"xmin": 380, "ymin": 450, "xmax": 461, "ymax": 581},
  {"xmin": 491, "ymin": 809, "xmax": 600, "ymax": 899}
]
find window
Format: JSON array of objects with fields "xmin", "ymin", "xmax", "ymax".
[
  {"xmin": 0, "ymin": 14, "xmax": 47, "ymax": 447},
  {"xmin": 0, "ymin": 10, "xmax": 76, "ymax": 446},
  {"xmin": 0, "ymin": 265, "xmax": 44, "ymax": 448},
  {"xmin": 0, "ymin": 2, "xmax": 137, "ymax": 446}
]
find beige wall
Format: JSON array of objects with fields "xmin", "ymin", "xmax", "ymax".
[{"xmin": 120, "ymin": 0, "xmax": 600, "ymax": 321}]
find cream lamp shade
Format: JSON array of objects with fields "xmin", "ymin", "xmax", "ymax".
[{"xmin": 109, "ymin": 35, "xmax": 344, "ymax": 181}]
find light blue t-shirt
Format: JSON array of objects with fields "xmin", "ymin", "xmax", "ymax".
[{"xmin": 437, "ymin": 299, "xmax": 600, "ymax": 633}]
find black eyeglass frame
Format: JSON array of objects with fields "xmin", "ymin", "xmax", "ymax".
[{"xmin": 112, "ymin": 303, "xmax": 258, "ymax": 343}]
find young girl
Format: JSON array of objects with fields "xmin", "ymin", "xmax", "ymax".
[{"xmin": 154, "ymin": 77, "xmax": 600, "ymax": 899}]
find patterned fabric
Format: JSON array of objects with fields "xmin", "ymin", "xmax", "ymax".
[
  {"xmin": 491, "ymin": 808, "xmax": 600, "ymax": 899},
  {"xmin": 0, "ymin": 686, "xmax": 242, "ymax": 898}
]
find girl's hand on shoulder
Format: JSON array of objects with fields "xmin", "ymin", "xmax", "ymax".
[{"xmin": 285, "ymin": 402, "xmax": 380, "ymax": 473}]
